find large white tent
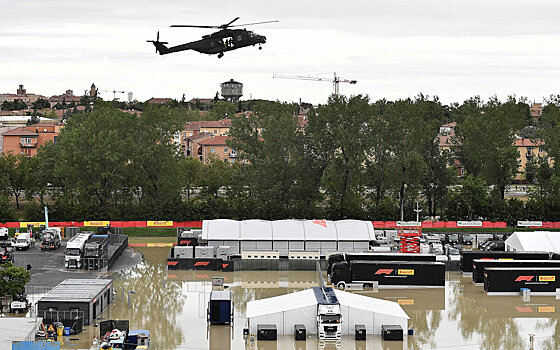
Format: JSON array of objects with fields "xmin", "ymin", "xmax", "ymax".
[
  {"xmin": 505, "ymin": 231, "xmax": 560, "ymax": 252},
  {"xmin": 202, "ymin": 219, "xmax": 376, "ymax": 255},
  {"xmin": 246, "ymin": 288, "xmax": 409, "ymax": 335}
]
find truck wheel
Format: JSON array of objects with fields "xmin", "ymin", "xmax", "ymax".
[{"xmin": 337, "ymin": 282, "xmax": 346, "ymax": 290}]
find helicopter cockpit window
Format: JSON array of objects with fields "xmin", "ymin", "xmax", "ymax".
[{"xmin": 222, "ymin": 36, "xmax": 235, "ymax": 47}]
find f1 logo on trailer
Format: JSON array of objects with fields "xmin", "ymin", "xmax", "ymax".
[
  {"xmin": 194, "ymin": 261, "xmax": 210, "ymax": 267},
  {"xmin": 515, "ymin": 276, "xmax": 534, "ymax": 282},
  {"xmin": 375, "ymin": 269, "xmax": 394, "ymax": 275}
]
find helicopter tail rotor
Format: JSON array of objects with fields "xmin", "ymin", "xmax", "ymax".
[{"xmin": 147, "ymin": 31, "xmax": 169, "ymax": 54}]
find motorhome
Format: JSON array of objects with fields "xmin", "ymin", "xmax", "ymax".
[{"xmin": 65, "ymin": 232, "xmax": 93, "ymax": 268}]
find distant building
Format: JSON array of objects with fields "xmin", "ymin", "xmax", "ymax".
[
  {"xmin": 0, "ymin": 84, "xmax": 46, "ymax": 105},
  {"xmin": 197, "ymin": 135, "xmax": 237, "ymax": 163},
  {"xmin": 49, "ymin": 89, "xmax": 82, "ymax": 106},
  {"xmin": 514, "ymin": 138, "xmax": 549, "ymax": 181},
  {"xmin": 188, "ymin": 98, "xmax": 214, "ymax": 105},
  {"xmin": 146, "ymin": 97, "xmax": 174, "ymax": 104},
  {"xmin": 530, "ymin": 103, "xmax": 543, "ymax": 124},
  {"xmin": 1, "ymin": 122, "xmax": 63, "ymax": 157},
  {"xmin": 90, "ymin": 83, "xmax": 98, "ymax": 97},
  {"xmin": 436, "ymin": 122, "xmax": 464, "ymax": 177}
]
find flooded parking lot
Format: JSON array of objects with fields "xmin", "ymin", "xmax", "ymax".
[{"xmin": 35, "ymin": 246, "xmax": 560, "ymax": 349}]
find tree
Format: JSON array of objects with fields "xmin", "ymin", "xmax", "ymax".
[
  {"xmin": 32, "ymin": 98, "xmax": 50, "ymax": 110},
  {"xmin": 208, "ymin": 101, "xmax": 237, "ymax": 120},
  {"xmin": 0, "ymin": 151, "xmax": 29, "ymax": 209},
  {"xmin": 453, "ymin": 96, "xmax": 528, "ymax": 199},
  {"xmin": 0, "ymin": 195, "xmax": 15, "ymax": 222},
  {"xmin": 444, "ymin": 175, "xmax": 490, "ymax": 220},
  {"xmin": 0, "ymin": 263, "xmax": 30, "ymax": 298}
]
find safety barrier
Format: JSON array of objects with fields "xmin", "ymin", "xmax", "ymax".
[{"xmin": 3, "ymin": 220, "xmax": 560, "ymax": 229}]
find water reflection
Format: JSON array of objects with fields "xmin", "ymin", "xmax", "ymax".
[{"xmin": 54, "ymin": 247, "xmax": 560, "ymax": 349}]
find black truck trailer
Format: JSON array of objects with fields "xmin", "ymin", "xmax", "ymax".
[
  {"xmin": 460, "ymin": 251, "xmax": 551, "ymax": 274},
  {"xmin": 331, "ymin": 260, "xmax": 445, "ymax": 288},
  {"xmin": 327, "ymin": 252, "xmax": 436, "ymax": 276},
  {"xmin": 83, "ymin": 234, "xmax": 109, "ymax": 270},
  {"xmin": 484, "ymin": 267, "xmax": 560, "ymax": 295},
  {"xmin": 472, "ymin": 259, "xmax": 560, "ymax": 285}
]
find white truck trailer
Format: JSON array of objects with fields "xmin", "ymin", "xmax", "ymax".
[{"xmin": 65, "ymin": 232, "xmax": 93, "ymax": 268}]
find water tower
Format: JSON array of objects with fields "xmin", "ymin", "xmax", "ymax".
[{"xmin": 220, "ymin": 79, "xmax": 243, "ymax": 103}]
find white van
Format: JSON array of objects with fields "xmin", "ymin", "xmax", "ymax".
[{"xmin": 14, "ymin": 232, "xmax": 33, "ymax": 250}]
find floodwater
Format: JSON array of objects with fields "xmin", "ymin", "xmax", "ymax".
[{"xmin": 55, "ymin": 247, "xmax": 560, "ymax": 349}]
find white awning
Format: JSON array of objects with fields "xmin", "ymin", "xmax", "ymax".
[
  {"xmin": 303, "ymin": 220, "xmax": 337, "ymax": 241},
  {"xmin": 505, "ymin": 231, "xmax": 560, "ymax": 252},
  {"xmin": 271, "ymin": 220, "xmax": 305, "ymax": 240},
  {"xmin": 335, "ymin": 219, "xmax": 375, "ymax": 241},
  {"xmin": 239, "ymin": 220, "xmax": 273, "ymax": 240},
  {"xmin": 202, "ymin": 219, "xmax": 240, "ymax": 240}
]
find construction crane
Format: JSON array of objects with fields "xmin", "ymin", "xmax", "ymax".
[
  {"xmin": 273, "ymin": 72, "xmax": 357, "ymax": 96},
  {"xmin": 99, "ymin": 89, "xmax": 126, "ymax": 100}
]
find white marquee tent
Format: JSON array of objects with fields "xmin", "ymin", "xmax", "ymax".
[
  {"xmin": 202, "ymin": 219, "xmax": 376, "ymax": 255},
  {"xmin": 505, "ymin": 231, "xmax": 560, "ymax": 252},
  {"xmin": 246, "ymin": 288, "xmax": 409, "ymax": 335}
]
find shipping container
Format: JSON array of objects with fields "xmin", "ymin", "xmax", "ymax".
[
  {"xmin": 484, "ymin": 267, "xmax": 560, "ymax": 295},
  {"xmin": 331, "ymin": 260, "xmax": 445, "ymax": 288},
  {"xmin": 472, "ymin": 259, "xmax": 560, "ymax": 285},
  {"xmin": 460, "ymin": 251, "xmax": 550, "ymax": 273}
]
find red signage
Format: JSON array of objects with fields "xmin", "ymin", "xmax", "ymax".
[
  {"xmin": 375, "ymin": 269, "xmax": 394, "ymax": 275},
  {"xmin": 194, "ymin": 261, "xmax": 210, "ymax": 267},
  {"xmin": 167, "ymin": 261, "xmax": 178, "ymax": 266},
  {"xmin": 515, "ymin": 276, "xmax": 534, "ymax": 282}
]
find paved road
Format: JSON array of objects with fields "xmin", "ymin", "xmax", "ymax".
[{"xmin": 13, "ymin": 241, "xmax": 142, "ymax": 290}]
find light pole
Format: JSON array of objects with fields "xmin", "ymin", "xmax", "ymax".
[{"xmin": 128, "ymin": 291, "xmax": 136, "ymax": 309}]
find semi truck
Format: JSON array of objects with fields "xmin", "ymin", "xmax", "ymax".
[
  {"xmin": 83, "ymin": 234, "xmax": 109, "ymax": 270},
  {"xmin": 331, "ymin": 260, "xmax": 446, "ymax": 289},
  {"xmin": 40, "ymin": 228, "xmax": 62, "ymax": 250},
  {"xmin": 65, "ymin": 232, "xmax": 93, "ymax": 268},
  {"xmin": 0, "ymin": 227, "xmax": 11, "ymax": 248},
  {"xmin": 460, "ymin": 251, "xmax": 552, "ymax": 274},
  {"xmin": 327, "ymin": 252, "xmax": 436, "ymax": 276},
  {"xmin": 314, "ymin": 287, "xmax": 342, "ymax": 341}
]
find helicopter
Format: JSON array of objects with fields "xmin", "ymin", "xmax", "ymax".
[{"xmin": 147, "ymin": 17, "xmax": 278, "ymax": 58}]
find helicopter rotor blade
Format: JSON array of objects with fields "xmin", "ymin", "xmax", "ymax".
[
  {"xmin": 221, "ymin": 17, "xmax": 240, "ymax": 28},
  {"xmin": 229, "ymin": 20, "xmax": 279, "ymax": 27},
  {"xmin": 170, "ymin": 24, "xmax": 219, "ymax": 29}
]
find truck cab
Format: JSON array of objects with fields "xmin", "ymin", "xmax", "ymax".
[
  {"xmin": 40, "ymin": 228, "xmax": 62, "ymax": 250},
  {"xmin": 317, "ymin": 304, "xmax": 342, "ymax": 340},
  {"xmin": 65, "ymin": 232, "xmax": 92, "ymax": 268}
]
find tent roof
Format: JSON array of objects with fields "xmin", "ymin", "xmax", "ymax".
[
  {"xmin": 335, "ymin": 220, "xmax": 374, "ymax": 241},
  {"xmin": 303, "ymin": 220, "xmax": 337, "ymax": 241},
  {"xmin": 202, "ymin": 219, "xmax": 239, "ymax": 240},
  {"xmin": 246, "ymin": 288, "xmax": 409, "ymax": 320},
  {"xmin": 271, "ymin": 220, "xmax": 305, "ymax": 240},
  {"xmin": 240, "ymin": 220, "xmax": 273, "ymax": 240},
  {"xmin": 505, "ymin": 231, "xmax": 560, "ymax": 252},
  {"xmin": 246, "ymin": 289, "xmax": 317, "ymax": 318},
  {"xmin": 202, "ymin": 219, "xmax": 375, "ymax": 241},
  {"xmin": 334, "ymin": 289, "xmax": 409, "ymax": 320}
]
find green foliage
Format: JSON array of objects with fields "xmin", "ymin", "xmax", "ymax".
[
  {"xmin": 208, "ymin": 101, "xmax": 237, "ymax": 120},
  {"xmin": 0, "ymin": 152, "xmax": 29, "ymax": 209},
  {"xmin": 32, "ymin": 98, "xmax": 50, "ymax": 110},
  {"xmin": 0, "ymin": 195, "xmax": 16, "ymax": 222},
  {"xmin": 444, "ymin": 175, "xmax": 490, "ymax": 220},
  {"xmin": 1, "ymin": 99, "xmax": 27, "ymax": 111},
  {"xmin": 0, "ymin": 263, "xmax": 30, "ymax": 298}
]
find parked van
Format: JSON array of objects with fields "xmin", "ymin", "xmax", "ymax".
[{"xmin": 14, "ymin": 232, "xmax": 33, "ymax": 251}]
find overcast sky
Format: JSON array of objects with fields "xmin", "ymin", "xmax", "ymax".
[{"xmin": 2, "ymin": 0, "xmax": 560, "ymax": 105}]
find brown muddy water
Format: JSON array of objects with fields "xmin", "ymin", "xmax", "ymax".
[{"xmin": 50, "ymin": 247, "xmax": 560, "ymax": 349}]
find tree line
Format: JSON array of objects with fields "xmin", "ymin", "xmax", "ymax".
[{"xmin": 0, "ymin": 95, "xmax": 559, "ymax": 224}]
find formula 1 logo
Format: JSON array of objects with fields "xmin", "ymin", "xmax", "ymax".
[
  {"xmin": 375, "ymin": 269, "xmax": 394, "ymax": 275},
  {"xmin": 222, "ymin": 263, "xmax": 229, "ymax": 269},
  {"xmin": 194, "ymin": 261, "xmax": 210, "ymax": 267},
  {"xmin": 167, "ymin": 261, "xmax": 178, "ymax": 266},
  {"xmin": 515, "ymin": 276, "xmax": 534, "ymax": 282},
  {"xmin": 180, "ymin": 240, "xmax": 191, "ymax": 245}
]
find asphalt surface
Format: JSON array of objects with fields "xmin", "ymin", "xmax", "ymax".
[{"xmin": 12, "ymin": 240, "xmax": 142, "ymax": 290}]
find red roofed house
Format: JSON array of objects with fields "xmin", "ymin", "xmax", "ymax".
[
  {"xmin": 1, "ymin": 123, "xmax": 63, "ymax": 157},
  {"xmin": 514, "ymin": 138, "xmax": 548, "ymax": 181},
  {"xmin": 146, "ymin": 98, "xmax": 174, "ymax": 104}
]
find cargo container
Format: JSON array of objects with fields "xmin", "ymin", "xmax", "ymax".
[
  {"xmin": 83, "ymin": 234, "xmax": 109, "ymax": 270},
  {"xmin": 484, "ymin": 267, "xmax": 560, "ymax": 295},
  {"xmin": 460, "ymin": 251, "xmax": 550, "ymax": 274},
  {"xmin": 472, "ymin": 259, "xmax": 560, "ymax": 285},
  {"xmin": 177, "ymin": 229, "xmax": 200, "ymax": 246},
  {"xmin": 327, "ymin": 252, "xmax": 436, "ymax": 277},
  {"xmin": 208, "ymin": 290, "xmax": 233, "ymax": 325},
  {"xmin": 331, "ymin": 260, "xmax": 445, "ymax": 288}
]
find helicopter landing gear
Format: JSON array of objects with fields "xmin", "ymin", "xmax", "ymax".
[
  {"xmin": 258, "ymin": 45, "xmax": 262, "ymax": 50},
  {"xmin": 218, "ymin": 52, "xmax": 224, "ymax": 58}
]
